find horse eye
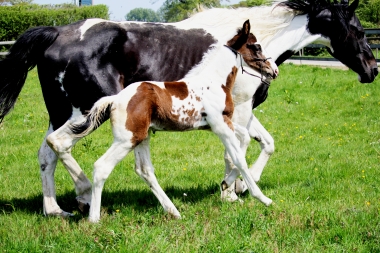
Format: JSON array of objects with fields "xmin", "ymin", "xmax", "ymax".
[{"xmin": 357, "ymin": 31, "xmax": 365, "ymax": 40}]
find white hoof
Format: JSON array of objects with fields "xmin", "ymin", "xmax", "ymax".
[
  {"xmin": 88, "ymin": 216, "xmax": 100, "ymax": 223},
  {"xmin": 45, "ymin": 209, "xmax": 74, "ymax": 217},
  {"xmin": 261, "ymin": 196, "xmax": 272, "ymax": 206},
  {"xmin": 221, "ymin": 182, "xmax": 242, "ymax": 202},
  {"xmin": 234, "ymin": 178, "xmax": 248, "ymax": 194}
]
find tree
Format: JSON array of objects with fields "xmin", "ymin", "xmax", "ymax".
[
  {"xmin": 160, "ymin": 0, "xmax": 221, "ymax": 22},
  {"xmin": 357, "ymin": 0, "xmax": 380, "ymax": 27},
  {"xmin": 125, "ymin": 8, "xmax": 162, "ymax": 22}
]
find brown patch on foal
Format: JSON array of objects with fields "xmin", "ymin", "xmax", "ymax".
[
  {"xmin": 221, "ymin": 67, "xmax": 238, "ymax": 131},
  {"xmin": 164, "ymin": 82, "xmax": 189, "ymax": 100},
  {"xmin": 126, "ymin": 82, "xmax": 194, "ymax": 146}
]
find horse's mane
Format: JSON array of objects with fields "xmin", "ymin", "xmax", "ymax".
[
  {"xmin": 183, "ymin": 3, "xmax": 296, "ymax": 47},
  {"xmin": 279, "ymin": 0, "xmax": 353, "ymax": 39}
]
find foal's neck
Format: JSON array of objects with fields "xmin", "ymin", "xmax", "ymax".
[{"xmin": 183, "ymin": 45, "xmax": 239, "ymax": 85}]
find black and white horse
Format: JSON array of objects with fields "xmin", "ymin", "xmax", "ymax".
[{"xmin": 0, "ymin": 0, "xmax": 377, "ymax": 216}]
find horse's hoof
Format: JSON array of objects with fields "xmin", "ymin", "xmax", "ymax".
[
  {"xmin": 77, "ymin": 201, "xmax": 90, "ymax": 214},
  {"xmin": 44, "ymin": 209, "xmax": 74, "ymax": 217},
  {"xmin": 263, "ymin": 197, "xmax": 272, "ymax": 206},
  {"xmin": 88, "ymin": 216, "xmax": 100, "ymax": 223}
]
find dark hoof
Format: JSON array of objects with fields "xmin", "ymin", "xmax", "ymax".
[{"xmin": 78, "ymin": 201, "xmax": 90, "ymax": 214}]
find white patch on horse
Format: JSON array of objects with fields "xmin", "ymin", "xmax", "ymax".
[
  {"xmin": 71, "ymin": 107, "xmax": 85, "ymax": 121},
  {"xmin": 56, "ymin": 72, "xmax": 65, "ymax": 84},
  {"xmin": 79, "ymin": 19, "xmax": 107, "ymax": 41}
]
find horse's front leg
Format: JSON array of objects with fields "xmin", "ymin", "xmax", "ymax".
[
  {"xmin": 46, "ymin": 119, "xmax": 93, "ymax": 214},
  {"xmin": 246, "ymin": 113, "xmax": 274, "ymax": 182},
  {"xmin": 134, "ymin": 134, "xmax": 181, "ymax": 218}
]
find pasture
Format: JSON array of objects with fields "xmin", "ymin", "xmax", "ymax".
[{"xmin": 0, "ymin": 64, "xmax": 379, "ymax": 252}]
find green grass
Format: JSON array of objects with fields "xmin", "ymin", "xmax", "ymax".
[{"xmin": 0, "ymin": 64, "xmax": 379, "ymax": 252}]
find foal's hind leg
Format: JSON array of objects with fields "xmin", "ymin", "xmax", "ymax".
[
  {"xmin": 46, "ymin": 118, "xmax": 93, "ymax": 213},
  {"xmin": 39, "ymin": 124, "xmax": 73, "ymax": 217},
  {"xmin": 134, "ymin": 134, "xmax": 181, "ymax": 218},
  {"xmin": 89, "ymin": 138, "xmax": 133, "ymax": 222}
]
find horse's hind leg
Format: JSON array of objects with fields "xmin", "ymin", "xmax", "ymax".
[
  {"xmin": 46, "ymin": 118, "xmax": 92, "ymax": 214},
  {"xmin": 39, "ymin": 124, "xmax": 74, "ymax": 216},
  {"xmin": 134, "ymin": 134, "xmax": 181, "ymax": 218}
]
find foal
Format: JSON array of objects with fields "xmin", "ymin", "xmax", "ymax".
[{"xmin": 69, "ymin": 20, "xmax": 273, "ymax": 222}]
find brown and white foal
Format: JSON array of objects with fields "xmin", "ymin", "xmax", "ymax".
[{"xmin": 70, "ymin": 20, "xmax": 274, "ymax": 222}]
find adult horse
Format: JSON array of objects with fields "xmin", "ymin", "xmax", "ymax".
[{"xmin": 0, "ymin": 0, "xmax": 377, "ymax": 216}]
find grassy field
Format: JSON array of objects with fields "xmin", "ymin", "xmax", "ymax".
[{"xmin": 0, "ymin": 64, "xmax": 379, "ymax": 252}]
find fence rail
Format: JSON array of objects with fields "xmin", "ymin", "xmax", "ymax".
[
  {"xmin": 1, "ymin": 29, "xmax": 379, "ymax": 59},
  {"xmin": 295, "ymin": 28, "xmax": 380, "ymax": 60},
  {"xmin": 0, "ymin": 41, "xmax": 15, "ymax": 56}
]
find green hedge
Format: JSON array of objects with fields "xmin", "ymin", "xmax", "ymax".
[{"xmin": 0, "ymin": 4, "xmax": 109, "ymax": 42}]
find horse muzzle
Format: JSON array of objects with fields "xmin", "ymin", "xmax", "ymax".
[{"xmin": 358, "ymin": 65, "xmax": 378, "ymax": 83}]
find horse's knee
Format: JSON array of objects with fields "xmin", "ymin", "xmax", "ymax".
[{"xmin": 263, "ymin": 136, "xmax": 275, "ymax": 155}]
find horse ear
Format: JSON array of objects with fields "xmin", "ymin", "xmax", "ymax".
[
  {"xmin": 243, "ymin": 19, "xmax": 251, "ymax": 36},
  {"xmin": 348, "ymin": 0, "xmax": 359, "ymax": 16}
]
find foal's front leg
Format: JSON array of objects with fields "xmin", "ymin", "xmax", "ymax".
[
  {"xmin": 134, "ymin": 134, "xmax": 181, "ymax": 218},
  {"xmin": 211, "ymin": 116, "xmax": 272, "ymax": 206},
  {"xmin": 221, "ymin": 123, "xmax": 250, "ymax": 202}
]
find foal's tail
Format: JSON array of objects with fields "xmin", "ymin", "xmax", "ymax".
[
  {"xmin": 70, "ymin": 96, "xmax": 116, "ymax": 137},
  {"xmin": 0, "ymin": 26, "xmax": 59, "ymax": 123}
]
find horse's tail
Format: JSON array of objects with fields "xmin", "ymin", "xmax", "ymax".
[
  {"xmin": 70, "ymin": 96, "xmax": 116, "ymax": 137},
  {"xmin": 0, "ymin": 26, "xmax": 59, "ymax": 123}
]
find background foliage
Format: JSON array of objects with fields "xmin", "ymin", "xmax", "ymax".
[{"xmin": 0, "ymin": 4, "xmax": 109, "ymax": 41}]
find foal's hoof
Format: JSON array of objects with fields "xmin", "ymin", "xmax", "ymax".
[
  {"xmin": 234, "ymin": 178, "xmax": 248, "ymax": 194},
  {"xmin": 262, "ymin": 197, "xmax": 273, "ymax": 206},
  {"xmin": 220, "ymin": 182, "xmax": 242, "ymax": 203}
]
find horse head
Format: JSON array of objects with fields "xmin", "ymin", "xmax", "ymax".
[
  {"xmin": 226, "ymin": 20, "xmax": 279, "ymax": 81},
  {"xmin": 292, "ymin": 0, "xmax": 378, "ymax": 83}
]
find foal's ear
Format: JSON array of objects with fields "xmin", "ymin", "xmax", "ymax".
[
  {"xmin": 227, "ymin": 19, "xmax": 251, "ymax": 50},
  {"xmin": 242, "ymin": 20, "xmax": 251, "ymax": 37}
]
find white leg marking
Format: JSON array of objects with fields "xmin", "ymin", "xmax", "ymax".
[
  {"xmin": 46, "ymin": 118, "xmax": 92, "ymax": 212},
  {"xmin": 39, "ymin": 125, "xmax": 73, "ymax": 216}
]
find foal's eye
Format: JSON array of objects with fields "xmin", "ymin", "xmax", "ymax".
[{"xmin": 248, "ymin": 44, "xmax": 262, "ymax": 52}]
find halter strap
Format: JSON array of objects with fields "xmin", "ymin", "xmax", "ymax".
[{"xmin": 224, "ymin": 45, "xmax": 272, "ymax": 85}]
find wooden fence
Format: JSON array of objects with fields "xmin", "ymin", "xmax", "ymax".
[{"xmin": 295, "ymin": 28, "xmax": 380, "ymax": 61}]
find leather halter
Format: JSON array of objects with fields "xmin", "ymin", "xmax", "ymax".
[{"xmin": 224, "ymin": 45, "xmax": 272, "ymax": 86}]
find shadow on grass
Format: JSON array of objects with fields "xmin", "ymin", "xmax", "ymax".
[{"xmin": 0, "ymin": 183, "xmax": 220, "ymax": 218}]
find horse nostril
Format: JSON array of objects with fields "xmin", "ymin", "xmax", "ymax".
[{"xmin": 374, "ymin": 66, "xmax": 379, "ymax": 77}]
